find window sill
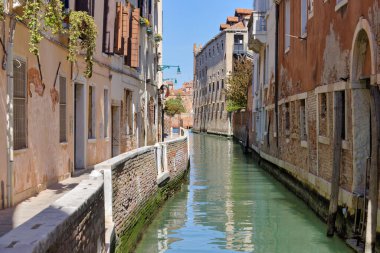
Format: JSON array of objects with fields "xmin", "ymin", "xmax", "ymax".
[
  {"xmin": 88, "ymin": 138, "xmax": 97, "ymax": 143},
  {"xmin": 285, "ymin": 47, "xmax": 290, "ymax": 54},
  {"xmin": 285, "ymin": 138, "xmax": 290, "ymax": 144},
  {"xmin": 301, "ymin": 33, "xmax": 307, "ymax": 39},
  {"xmin": 14, "ymin": 148, "xmax": 28, "ymax": 155},
  {"xmin": 318, "ymin": 136, "xmax": 330, "ymax": 145},
  {"xmin": 60, "ymin": 142, "xmax": 68, "ymax": 146},
  {"xmin": 104, "ymin": 137, "xmax": 110, "ymax": 142},
  {"xmin": 342, "ymin": 140, "xmax": 350, "ymax": 150},
  {"xmin": 301, "ymin": 140, "xmax": 308, "ymax": 148},
  {"xmin": 335, "ymin": 0, "xmax": 348, "ymax": 12}
]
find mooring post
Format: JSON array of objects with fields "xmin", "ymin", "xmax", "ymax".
[{"xmin": 327, "ymin": 91, "xmax": 343, "ymax": 237}]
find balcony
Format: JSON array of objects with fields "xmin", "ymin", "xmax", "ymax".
[
  {"xmin": 248, "ymin": 12, "xmax": 267, "ymax": 53},
  {"xmin": 233, "ymin": 43, "xmax": 255, "ymax": 60}
]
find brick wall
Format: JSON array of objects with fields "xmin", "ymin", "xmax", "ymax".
[
  {"xmin": 95, "ymin": 136, "xmax": 189, "ymax": 252},
  {"xmin": 0, "ymin": 176, "xmax": 105, "ymax": 253}
]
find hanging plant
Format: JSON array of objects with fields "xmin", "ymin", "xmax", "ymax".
[
  {"xmin": 68, "ymin": 11, "xmax": 97, "ymax": 79},
  {"xmin": 154, "ymin": 34, "xmax": 162, "ymax": 42},
  {"xmin": 146, "ymin": 26, "xmax": 153, "ymax": 35},
  {"xmin": 19, "ymin": 0, "xmax": 65, "ymax": 55},
  {"xmin": 0, "ymin": 1, "xmax": 5, "ymax": 21},
  {"xmin": 139, "ymin": 17, "xmax": 149, "ymax": 26},
  {"xmin": 44, "ymin": 0, "xmax": 64, "ymax": 34},
  {"xmin": 20, "ymin": 0, "xmax": 43, "ymax": 55}
]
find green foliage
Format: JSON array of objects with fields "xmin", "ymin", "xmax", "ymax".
[
  {"xmin": 44, "ymin": 0, "xmax": 64, "ymax": 34},
  {"xmin": 226, "ymin": 100, "xmax": 244, "ymax": 112},
  {"xmin": 20, "ymin": 0, "xmax": 43, "ymax": 55},
  {"xmin": 225, "ymin": 57, "xmax": 252, "ymax": 112},
  {"xmin": 0, "ymin": 2, "xmax": 5, "ymax": 21},
  {"xmin": 17, "ymin": 2, "xmax": 97, "ymax": 78},
  {"xmin": 68, "ymin": 11, "xmax": 97, "ymax": 78},
  {"xmin": 165, "ymin": 96, "xmax": 186, "ymax": 116},
  {"xmin": 19, "ymin": 0, "xmax": 64, "ymax": 55}
]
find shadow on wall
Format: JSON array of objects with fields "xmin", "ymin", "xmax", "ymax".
[{"xmin": 1, "ymin": 181, "xmax": 4, "ymax": 210}]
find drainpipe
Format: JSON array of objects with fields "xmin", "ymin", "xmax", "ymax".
[
  {"xmin": 274, "ymin": 3, "xmax": 279, "ymax": 149},
  {"xmin": 6, "ymin": 7, "xmax": 16, "ymax": 208}
]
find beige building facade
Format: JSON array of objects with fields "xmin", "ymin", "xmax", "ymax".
[
  {"xmin": 193, "ymin": 9, "xmax": 253, "ymax": 136},
  {"xmin": 0, "ymin": 0, "xmax": 163, "ymax": 209}
]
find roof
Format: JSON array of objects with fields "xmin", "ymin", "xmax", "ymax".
[
  {"xmin": 220, "ymin": 24, "xmax": 230, "ymax": 31},
  {"xmin": 235, "ymin": 8, "xmax": 253, "ymax": 15},
  {"xmin": 229, "ymin": 22, "xmax": 246, "ymax": 30},
  {"xmin": 227, "ymin": 16, "xmax": 239, "ymax": 23}
]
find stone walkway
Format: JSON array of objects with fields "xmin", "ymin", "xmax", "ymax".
[{"xmin": 0, "ymin": 172, "xmax": 90, "ymax": 237}]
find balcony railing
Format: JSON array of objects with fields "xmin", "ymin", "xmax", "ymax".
[{"xmin": 251, "ymin": 11, "xmax": 267, "ymax": 34}]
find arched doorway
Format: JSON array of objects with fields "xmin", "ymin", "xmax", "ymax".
[{"xmin": 350, "ymin": 18, "xmax": 380, "ymax": 252}]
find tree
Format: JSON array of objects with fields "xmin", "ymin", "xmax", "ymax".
[
  {"xmin": 164, "ymin": 95, "xmax": 186, "ymax": 116},
  {"xmin": 225, "ymin": 57, "xmax": 252, "ymax": 112}
]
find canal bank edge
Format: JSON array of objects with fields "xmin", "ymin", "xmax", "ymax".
[
  {"xmin": 94, "ymin": 136, "xmax": 190, "ymax": 253},
  {"xmin": 247, "ymin": 143, "xmax": 373, "ymax": 252},
  {"xmin": 115, "ymin": 165, "xmax": 190, "ymax": 253}
]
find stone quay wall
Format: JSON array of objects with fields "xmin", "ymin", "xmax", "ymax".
[
  {"xmin": 95, "ymin": 135, "xmax": 189, "ymax": 253},
  {"xmin": 0, "ymin": 175, "xmax": 105, "ymax": 253},
  {"xmin": 0, "ymin": 136, "xmax": 189, "ymax": 253}
]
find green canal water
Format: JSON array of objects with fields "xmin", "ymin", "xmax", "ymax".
[{"xmin": 135, "ymin": 134, "xmax": 352, "ymax": 253}]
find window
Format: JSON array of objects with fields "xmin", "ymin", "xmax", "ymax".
[
  {"xmin": 13, "ymin": 59, "xmax": 27, "ymax": 150},
  {"xmin": 301, "ymin": 0, "xmax": 307, "ymax": 36},
  {"xmin": 59, "ymin": 76, "xmax": 67, "ymax": 142},
  {"xmin": 125, "ymin": 90, "xmax": 133, "ymax": 135},
  {"xmin": 220, "ymin": 103, "xmax": 224, "ymax": 119},
  {"xmin": 285, "ymin": 0, "xmax": 290, "ymax": 51},
  {"xmin": 320, "ymin": 93, "xmax": 327, "ymax": 119},
  {"xmin": 75, "ymin": 0, "xmax": 95, "ymax": 16},
  {"xmin": 221, "ymin": 79, "xmax": 224, "ymax": 89},
  {"xmin": 285, "ymin": 102, "xmax": 290, "ymax": 135},
  {"xmin": 308, "ymin": 0, "xmax": 314, "ymax": 17},
  {"xmin": 300, "ymin": 100, "xmax": 307, "ymax": 141},
  {"xmin": 340, "ymin": 91, "xmax": 346, "ymax": 140},
  {"xmin": 104, "ymin": 89, "xmax": 109, "ymax": 138},
  {"xmin": 88, "ymin": 86, "xmax": 96, "ymax": 139}
]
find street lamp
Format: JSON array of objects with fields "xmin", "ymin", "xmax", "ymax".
[
  {"xmin": 159, "ymin": 84, "xmax": 169, "ymax": 141},
  {"xmin": 158, "ymin": 65, "xmax": 181, "ymax": 75},
  {"xmin": 163, "ymin": 78, "xmax": 177, "ymax": 84}
]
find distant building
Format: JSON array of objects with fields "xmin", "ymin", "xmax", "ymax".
[
  {"xmin": 193, "ymin": 8, "xmax": 253, "ymax": 136},
  {"xmin": 164, "ymin": 81, "xmax": 194, "ymax": 132}
]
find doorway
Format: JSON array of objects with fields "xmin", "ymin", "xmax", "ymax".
[
  {"xmin": 74, "ymin": 83, "xmax": 86, "ymax": 170},
  {"xmin": 112, "ymin": 106, "xmax": 120, "ymax": 157}
]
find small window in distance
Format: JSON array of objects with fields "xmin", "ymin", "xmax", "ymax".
[
  {"xmin": 220, "ymin": 103, "xmax": 224, "ymax": 119},
  {"xmin": 320, "ymin": 93, "xmax": 327, "ymax": 119},
  {"xmin": 285, "ymin": 102, "xmax": 290, "ymax": 135},
  {"xmin": 59, "ymin": 76, "xmax": 67, "ymax": 143},
  {"xmin": 13, "ymin": 59, "xmax": 27, "ymax": 150},
  {"xmin": 285, "ymin": 0, "xmax": 291, "ymax": 51},
  {"xmin": 88, "ymin": 85, "xmax": 96, "ymax": 139},
  {"xmin": 300, "ymin": 99, "xmax": 307, "ymax": 141},
  {"xmin": 301, "ymin": 0, "xmax": 308, "ymax": 36},
  {"xmin": 104, "ymin": 89, "xmax": 109, "ymax": 138},
  {"xmin": 308, "ymin": 0, "xmax": 314, "ymax": 18}
]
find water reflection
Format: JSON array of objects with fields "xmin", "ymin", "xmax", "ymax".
[{"xmin": 135, "ymin": 134, "xmax": 351, "ymax": 253}]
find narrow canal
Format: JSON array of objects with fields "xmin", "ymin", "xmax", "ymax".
[{"xmin": 135, "ymin": 134, "xmax": 352, "ymax": 253}]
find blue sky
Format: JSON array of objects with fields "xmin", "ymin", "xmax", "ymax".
[{"xmin": 162, "ymin": 0, "xmax": 252, "ymax": 88}]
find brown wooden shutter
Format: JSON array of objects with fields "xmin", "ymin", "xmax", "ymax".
[
  {"xmin": 102, "ymin": 0, "xmax": 115, "ymax": 54},
  {"xmin": 114, "ymin": 2, "xmax": 123, "ymax": 54},
  {"xmin": 129, "ymin": 8, "xmax": 140, "ymax": 68},
  {"xmin": 122, "ymin": 4, "xmax": 131, "ymax": 58}
]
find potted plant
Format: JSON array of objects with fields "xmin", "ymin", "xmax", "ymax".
[
  {"xmin": 139, "ymin": 17, "xmax": 149, "ymax": 26},
  {"xmin": 146, "ymin": 26, "xmax": 153, "ymax": 35},
  {"xmin": 154, "ymin": 34, "xmax": 162, "ymax": 42}
]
